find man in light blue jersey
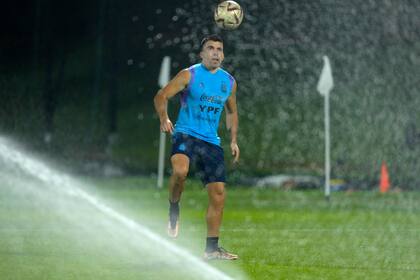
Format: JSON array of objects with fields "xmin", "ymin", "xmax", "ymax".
[{"xmin": 154, "ymin": 34, "xmax": 239, "ymax": 260}]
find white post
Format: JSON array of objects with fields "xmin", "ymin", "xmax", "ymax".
[
  {"xmin": 317, "ymin": 56, "xmax": 334, "ymax": 201},
  {"xmin": 324, "ymin": 91, "xmax": 331, "ymax": 199},
  {"xmin": 157, "ymin": 56, "xmax": 171, "ymax": 188}
]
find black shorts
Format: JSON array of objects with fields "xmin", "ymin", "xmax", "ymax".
[{"xmin": 171, "ymin": 133, "xmax": 226, "ymax": 185}]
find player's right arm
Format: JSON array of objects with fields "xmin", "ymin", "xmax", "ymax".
[{"xmin": 153, "ymin": 69, "xmax": 190, "ymax": 134}]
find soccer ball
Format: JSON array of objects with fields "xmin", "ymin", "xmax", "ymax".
[{"xmin": 214, "ymin": 1, "xmax": 244, "ymax": 30}]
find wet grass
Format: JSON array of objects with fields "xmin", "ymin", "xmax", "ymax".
[{"xmin": 1, "ymin": 176, "xmax": 419, "ymax": 280}]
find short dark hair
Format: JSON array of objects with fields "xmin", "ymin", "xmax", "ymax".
[{"xmin": 200, "ymin": 34, "xmax": 223, "ymax": 51}]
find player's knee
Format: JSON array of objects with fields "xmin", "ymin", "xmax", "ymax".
[
  {"xmin": 211, "ymin": 198, "xmax": 225, "ymax": 212},
  {"xmin": 172, "ymin": 166, "xmax": 188, "ymax": 181},
  {"xmin": 210, "ymin": 188, "xmax": 225, "ymax": 205}
]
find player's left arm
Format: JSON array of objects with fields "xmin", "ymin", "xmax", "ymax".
[{"xmin": 225, "ymin": 80, "xmax": 240, "ymax": 163}]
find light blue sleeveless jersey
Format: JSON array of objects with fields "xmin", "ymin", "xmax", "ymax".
[{"xmin": 174, "ymin": 63, "xmax": 235, "ymax": 146}]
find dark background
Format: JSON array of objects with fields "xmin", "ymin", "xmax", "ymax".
[
  {"xmin": 1, "ymin": 0, "xmax": 190, "ymax": 173},
  {"xmin": 2, "ymin": 0, "xmax": 420, "ymax": 188}
]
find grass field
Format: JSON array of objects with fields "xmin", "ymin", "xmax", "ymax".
[{"xmin": 1, "ymin": 174, "xmax": 419, "ymax": 280}]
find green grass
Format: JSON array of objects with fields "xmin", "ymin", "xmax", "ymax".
[{"xmin": 1, "ymin": 175, "xmax": 419, "ymax": 280}]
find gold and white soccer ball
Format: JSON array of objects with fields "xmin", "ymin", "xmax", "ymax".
[{"xmin": 214, "ymin": 1, "xmax": 244, "ymax": 30}]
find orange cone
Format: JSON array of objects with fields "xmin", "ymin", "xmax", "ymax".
[{"xmin": 379, "ymin": 162, "xmax": 390, "ymax": 193}]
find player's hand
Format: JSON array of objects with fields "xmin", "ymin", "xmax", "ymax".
[
  {"xmin": 160, "ymin": 118, "xmax": 174, "ymax": 134},
  {"xmin": 230, "ymin": 142, "xmax": 240, "ymax": 164}
]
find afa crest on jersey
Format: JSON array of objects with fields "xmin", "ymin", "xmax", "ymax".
[{"xmin": 221, "ymin": 82, "xmax": 227, "ymax": 93}]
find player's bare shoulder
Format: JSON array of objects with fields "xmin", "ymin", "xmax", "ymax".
[
  {"xmin": 162, "ymin": 68, "xmax": 191, "ymax": 96},
  {"xmin": 175, "ymin": 68, "xmax": 191, "ymax": 87}
]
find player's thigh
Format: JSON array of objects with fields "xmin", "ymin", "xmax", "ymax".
[
  {"xmin": 198, "ymin": 142, "xmax": 225, "ymax": 185},
  {"xmin": 171, "ymin": 153, "xmax": 190, "ymax": 177}
]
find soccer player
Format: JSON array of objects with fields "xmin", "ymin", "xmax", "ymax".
[{"xmin": 153, "ymin": 34, "xmax": 239, "ymax": 260}]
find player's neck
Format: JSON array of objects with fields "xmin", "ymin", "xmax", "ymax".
[{"xmin": 201, "ymin": 63, "xmax": 219, "ymax": 73}]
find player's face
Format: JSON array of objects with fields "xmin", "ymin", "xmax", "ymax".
[{"xmin": 200, "ymin": 40, "xmax": 224, "ymax": 71}]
